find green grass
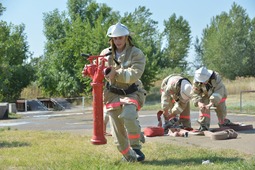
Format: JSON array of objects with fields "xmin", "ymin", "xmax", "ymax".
[
  {"xmin": 0, "ymin": 128, "xmax": 254, "ymax": 169},
  {"xmin": 8, "ymin": 112, "xmax": 23, "ymax": 119}
]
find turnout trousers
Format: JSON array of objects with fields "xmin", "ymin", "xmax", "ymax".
[
  {"xmin": 168, "ymin": 100, "xmax": 191, "ymax": 128},
  {"xmin": 108, "ymin": 104, "xmax": 141, "ymax": 161},
  {"xmin": 197, "ymin": 97, "xmax": 227, "ymax": 129}
]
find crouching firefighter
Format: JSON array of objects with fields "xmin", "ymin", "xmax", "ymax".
[
  {"xmin": 158, "ymin": 75, "xmax": 193, "ymax": 134},
  {"xmin": 101, "ymin": 23, "xmax": 147, "ymax": 162},
  {"xmin": 191, "ymin": 67, "xmax": 235, "ymax": 131}
]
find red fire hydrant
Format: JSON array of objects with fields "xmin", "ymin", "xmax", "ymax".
[{"xmin": 82, "ymin": 52, "xmax": 111, "ymax": 145}]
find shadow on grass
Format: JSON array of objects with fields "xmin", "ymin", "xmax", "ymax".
[
  {"xmin": 0, "ymin": 141, "xmax": 31, "ymax": 148},
  {"xmin": 141, "ymin": 156, "xmax": 243, "ymax": 166}
]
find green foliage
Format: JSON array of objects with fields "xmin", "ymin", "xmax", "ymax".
[
  {"xmin": 160, "ymin": 13, "xmax": 191, "ymax": 72},
  {"xmin": 0, "ymin": 21, "xmax": 35, "ymax": 102},
  {"xmin": 39, "ymin": 1, "xmax": 163, "ymax": 96},
  {"xmin": 16, "ymin": 0, "xmax": 255, "ymax": 99},
  {"xmin": 193, "ymin": 37, "xmax": 204, "ymax": 69},
  {"xmin": 0, "ymin": 3, "xmax": 6, "ymax": 16},
  {"xmin": 36, "ymin": 1, "xmax": 195, "ymax": 96},
  {"xmin": 246, "ymin": 18, "xmax": 255, "ymax": 76},
  {"xmin": 7, "ymin": 113, "xmax": 22, "ymax": 119},
  {"xmin": 38, "ymin": 0, "xmax": 121, "ymax": 97},
  {"xmin": 122, "ymin": 6, "xmax": 161, "ymax": 91},
  {"xmin": 156, "ymin": 67, "xmax": 189, "ymax": 80},
  {"xmin": 67, "ymin": 0, "xmax": 92, "ymax": 21},
  {"xmin": 199, "ymin": 3, "xmax": 255, "ymax": 79}
]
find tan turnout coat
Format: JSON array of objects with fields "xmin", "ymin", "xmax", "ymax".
[{"xmin": 100, "ymin": 44, "xmax": 146, "ymax": 111}]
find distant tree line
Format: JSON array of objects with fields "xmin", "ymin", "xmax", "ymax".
[
  {"xmin": 0, "ymin": 0, "xmax": 254, "ymax": 102},
  {"xmin": 194, "ymin": 3, "xmax": 255, "ymax": 79},
  {"xmin": 0, "ymin": 3, "xmax": 35, "ymax": 102}
]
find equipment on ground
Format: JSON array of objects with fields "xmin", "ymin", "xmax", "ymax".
[{"xmin": 144, "ymin": 126, "xmax": 164, "ymax": 137}]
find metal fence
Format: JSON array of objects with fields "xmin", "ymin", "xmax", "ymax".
[
  {"xmin": 240, "ymin": 90, "xmax": 255, "ymax": 113},
  {"xmin": 16, "ymin": 96, "xmax": 93, "ymax": 112}
]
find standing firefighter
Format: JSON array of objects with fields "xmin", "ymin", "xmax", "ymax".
[
  {"xmin": 159, "ymin": 75, "xmax": 193, "ymax": 133},
  {"xmin": 192, "ymin": 67, "xmax": 234, "ymax": 131},
  {"xmin": 101, "ymin": 23, "xmax": 146, "ymax": 162}
]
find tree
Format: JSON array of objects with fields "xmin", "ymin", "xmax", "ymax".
[
  {"xmin": 38, "ymin": 0, "xmax": 120, "ymax": 97},
  {"xmin": 200, "ymin": 3, "xmax": 254, "ymax": 79},
  {"xmin": 160, "ymin": 13, "xmax": 191, "ymax": 73},
  {"xmin": 121, "ymin": 6, "xmax": 161, "ymax": 91},
  {"xmin": 0, "ymin": 3, "xmax": 6, "ymax": 16},
  {"xmin": 0, "ymin": 20, "xmax": 35, "ymax": 102},
  {"xmin": 244, "ymin": 17, "xmax": 255, "ymax": 76},
  {"xmin": 193, "ymin": 36, "xmax": 204, "ymax": 69},
  {"xmin": 39, "ymin": 1, "xmax": 164, "ymax": 96}
]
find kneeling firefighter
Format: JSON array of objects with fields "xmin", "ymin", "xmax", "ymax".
[
  {"xmin": 191, "ymin": 67, "xmax": 235, "ymax": 131},
  {"xmin": 158, "ymin": 75, "xmax": 193, "ymax": 134}
]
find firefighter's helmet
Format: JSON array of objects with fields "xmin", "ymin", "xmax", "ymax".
[
  {"xmin": 180, "ymin": 80, "xmax": 192, "ymax": 101},
  {"xmin": 107, "ymin": 22, "xmax": 130, "ymax": 37},
  {"xmin": 194, "ymin": 67, "xmax": 213, "ymax": 83}
]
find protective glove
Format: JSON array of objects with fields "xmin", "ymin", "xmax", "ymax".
[
  {"xmin": 198, "ymin": 102, "xmax": 210, "ymax": 113},
  {"xmin": 163, "ymin": 117, "xmax": 179, "ymax": 134},
  {"xmin": 157, "ymin": 120, "xmax": 162, "ymax": 127},
  {"xmin": 104, "ymin": 67, "xmax": 116, "ymax": 81},
  {"xmin": 157, "ymin": 110, "xmax": 163, "ymax": 127}
]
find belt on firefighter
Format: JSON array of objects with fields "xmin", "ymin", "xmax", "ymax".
[{"xmin": 106, "ymin": 82, "xmax": 138, "ymax": 95}]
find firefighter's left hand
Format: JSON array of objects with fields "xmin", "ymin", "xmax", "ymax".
[{"xmin": 198, "ymin": 102, "xmax": 206, "ymax": 109}]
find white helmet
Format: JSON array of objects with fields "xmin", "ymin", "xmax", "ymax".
[
  {"xmin": 106, "ymin": 22, "xmax": 130, "ymax": 37},
  {"xmin": 194, "ymin": 67, "xmax": 213, "ymax": 83},
  {"xmin": 180, "ymin": 80, "xmax": 192, "ymax": 101}
]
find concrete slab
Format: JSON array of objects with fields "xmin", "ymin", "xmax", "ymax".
[{"xmin": 0, "ymin": 103, "xmax": 8, "ymax": 119}]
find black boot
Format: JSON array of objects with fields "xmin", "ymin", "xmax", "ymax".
[
  {"xmin": 133, "ymin": 149, "xmax": 145, "ymax": 162},
  {"xmin": 218, "ymin": 119, "xmax": 237, "ymax": 127},
  {"xmin": 198, "ymin": 125, "xmax": 209, "ymax": 131}
]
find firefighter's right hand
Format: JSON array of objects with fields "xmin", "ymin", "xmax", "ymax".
[
  {"xmin": 198, "ymin": 102, "xmax": 210, "ymax": 112},
  {"xmin": 163, "ymin": 121, "xmax": 173, "ymax": 134},
  {"xmin": 104, "ymin": 67, "xmax": 116, "ymax": 80},
  {"xmin": 163, "ymin": 117, "xmax": 178, "ymax": 130}
]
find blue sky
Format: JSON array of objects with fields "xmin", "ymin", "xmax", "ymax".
[{"xmin": 1, "ymin": 0, "xmax": 255, "ymax": 62}]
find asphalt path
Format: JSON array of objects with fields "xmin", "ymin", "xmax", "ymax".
[{"xmin": 1, "ymin": 106, "xmax": 255, "ymax": 155}]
